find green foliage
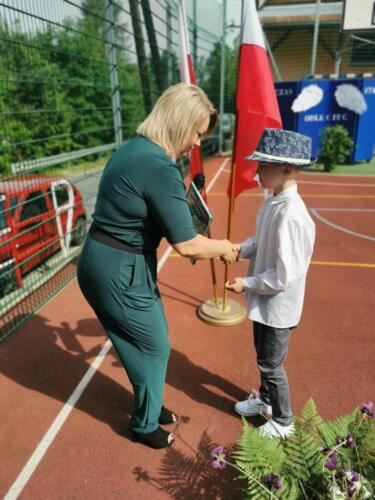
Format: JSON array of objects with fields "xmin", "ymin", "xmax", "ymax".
[
  {"xmin": 0, "ymin": 4, "xmax": 236, "ymax": 176},
  {"xmin": 319, "ymin": 125, "xmax": 354, "ymax": 172},
  {"xmin": 0, "ymin": 9, "xmax": 145, "ymax": 174},
  {"xmin": 231, "ymin": 399, "xmax": 375, "ymax": 499},
  {"xmin": 201, "ymin": 41, "xmax": 238, "ymax": 114}
]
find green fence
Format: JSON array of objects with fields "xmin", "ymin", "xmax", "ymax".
[{"xmin": 0, "ymin": 0, "xmax": 230, "ymax": 342}]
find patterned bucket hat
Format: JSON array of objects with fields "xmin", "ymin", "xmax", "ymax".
[{"xmin": 245, "ymin": 128, "xmax": 315, "ymax": 167}]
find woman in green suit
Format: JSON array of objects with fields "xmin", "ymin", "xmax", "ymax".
[{"xmin": 77, "ymin": 83, "xmax": 238, "ymax": 449}]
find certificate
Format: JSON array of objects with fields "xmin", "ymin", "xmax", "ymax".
[
  {"xmin": 187, "ymin": 182, "xmax": 213, "ymax": 264},
  {"xmin": 187, "ymin": 181, "xmax": 212, "ymax": 236}
]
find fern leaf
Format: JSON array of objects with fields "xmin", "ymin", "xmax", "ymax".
[
  {"xmin": 318, "ymin": 410, "xmax": 357, "ymax": 446},
  {"xmin": 282, "ymin": 424, "xmax": 323, "ymax": 482},
  {"xmin": 302, "ymin": 398, "xmax": 323, "ymax": 426},
  {"xmin": 233, "ymin": 422, "xmax": 285, "ymax": 473}
]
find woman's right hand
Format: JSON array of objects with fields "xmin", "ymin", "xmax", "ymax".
[{"xmin": 220, "ymin": 239, "xmax": 239, "ymax": 264}]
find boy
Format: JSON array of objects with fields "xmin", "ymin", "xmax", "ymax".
[{"xmin": 226, "ymin": 128, "xmax": 315, "ymax": 439}]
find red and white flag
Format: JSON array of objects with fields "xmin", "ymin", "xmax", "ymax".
[
  {"xmin": 178, "ymin": 0, "xmax": 204, "ymax": 182},
  {"xmin": 229, "ymin": 0, "xmax": 282, "ymax": 199}
]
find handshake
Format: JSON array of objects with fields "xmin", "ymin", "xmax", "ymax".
[{"xmin": 220, "ymin": 241, "xmax": 241, "ymax": 264}]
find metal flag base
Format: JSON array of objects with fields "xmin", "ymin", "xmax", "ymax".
[{"xmin": 197, "ymin": 298, "xmax": 247, "ymax": 326}]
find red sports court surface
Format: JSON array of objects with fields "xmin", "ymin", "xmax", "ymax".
[{"xmin": 1, "ymin": 156, "xmax": 374, "ymax": 499}]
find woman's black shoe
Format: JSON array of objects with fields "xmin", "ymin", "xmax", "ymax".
[
  {"xmin": 159, "ymin": 406, "xmax": 179, "ymax": 425},
  {"xmin": 132, "ymin": 426, "xmax": 175, "ymax": 449}
]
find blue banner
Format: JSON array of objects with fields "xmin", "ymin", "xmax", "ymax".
[
  {"xmin": 354, "ymin": 79, "xmax": 375, "ymax": 162},
  {"xmin": 274, "ymin": 81, "xmax": 300, "ymax": 132},
  {"xmin": 274, "ymin": 78, "xmax": 374, "ymax": 162}
]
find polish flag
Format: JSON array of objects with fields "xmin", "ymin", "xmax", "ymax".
[
  {"xmin": 229, "ymin": 0, "xmax": 282, "ymax": 199},
  {"xmin": 178, "ymin": 0, "xmax": 204, "ymax": 184}
]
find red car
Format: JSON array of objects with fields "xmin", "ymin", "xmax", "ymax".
[{"xmin": 0, "ymin": 174, "xmax": 87, "ymax": 297}]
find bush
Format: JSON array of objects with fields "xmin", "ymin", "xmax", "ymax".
[
  {"xmin": 211, "ymin": 399, "xmax": 375, "ymax": 499},
  {"xmin": 319, "ymin": 125, "xmax": 354, "ymax": 172}
]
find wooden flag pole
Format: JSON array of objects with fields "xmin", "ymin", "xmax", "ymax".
[
  {"xmin": 201, "ymin": 185, "xmax": 219, "ymax": 309},
  {"xmin": 222, "ymin": 159, "xmax": 237, "ymax": 311},
  {"xmin": 208, "ymin": 229, "xmax": 219, "ymax": 308}
]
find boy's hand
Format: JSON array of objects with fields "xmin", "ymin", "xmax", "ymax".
[
  {"xmin": 233, "ymin": 243, "xmax": 241, "ymax": 261},
  {"xmin": 225, "ymin": 278, "xmax": 244, "ymax": 294}
]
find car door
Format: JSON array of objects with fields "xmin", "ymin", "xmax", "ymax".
[{"xmin": 15, "ymin": 190, "xmax": 55, "ymax": 274}]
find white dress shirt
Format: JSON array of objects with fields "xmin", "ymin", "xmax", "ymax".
[{"xmin": 240, "ymin": 183, "xmax": 315, "ymax": 329}]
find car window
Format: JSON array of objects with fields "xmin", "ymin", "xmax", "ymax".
[
  {"xmin": 47, "ymin": 186, "xmax": 69, "ymax": 207},
  {"xmin": 0, "ymin": 197, "xmax": 9, "ymax": 231},
  {"xmin": 20, "ymin": 191, "xmax": 48, "ymax": 222},
  {"xmin": 9, "ymin": 197, "xmax": 19, "ymax": 217}
]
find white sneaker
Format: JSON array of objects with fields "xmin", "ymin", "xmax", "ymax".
[
  {"xmin": 234, "ymin": 396, "xmax": 272, "ymax": 417},
  {"xmin": 258, "ymin": 419, "xmax": 295, "ymax": 439}
]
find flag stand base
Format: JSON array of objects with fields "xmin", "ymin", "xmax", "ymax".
[{"xmin": 197, "ymin": 298, "xmax": 247, "ymax": 326}]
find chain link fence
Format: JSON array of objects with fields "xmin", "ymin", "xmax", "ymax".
[{"xmin": 0, "ymin": 0, "xmax": 228, "ymax": 341}]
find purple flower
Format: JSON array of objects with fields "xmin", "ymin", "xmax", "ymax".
[
  {"xmin": 210, "ymin": 446, "xmax": 226, "ymax": 470},
  {"xmin": 347, "ymin": 485, "xmax": 357, "ymax": 498},
  {"xmin": 325, "ymin": 457, "xmax": 338, "ymax": 471},
  {"xmin": 262, "ymin": 472, "xmax": 284, "ymax": 491},
  {"xmin": 211, "ymin": 446, "xmax": 225, "ymax": 458},
  {"xmin": 321, "ymin": 447, "xmax": 337, "ymax": 459},
  {"xmin": 351, "ymin": 471, "xmax": 360, "ymax": 482},
  {"xmin": 346, "ymin": 432, "xmax": 356, "ymax": 449},
  {"xmin": 211, "ymin": 459, "xmax": 226, "ymax": 470},
  {"xmin": 249, "ymin": 388, "xmax": 260, "ymax": 400},
  {"xmin": 360, "ymin": 401, "xmax": 373, "ymax": 415}
]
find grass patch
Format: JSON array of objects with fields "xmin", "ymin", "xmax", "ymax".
[
  {"xmin": 46, "ymin": 153, "xmax": 111, "ymax": 178},
  {"xmin": 306, "ymin": 156, "xmax": 375, "ymax": 176}
]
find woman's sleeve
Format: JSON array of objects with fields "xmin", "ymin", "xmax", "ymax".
[{"xmin": 145, "ymin": 163, "xmax": 197, "ymax": 244}]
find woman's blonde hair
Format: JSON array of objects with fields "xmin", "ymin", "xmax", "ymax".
[{"xmin": 137, "ymin": 82, "xmax": 217, "ymax": 161}]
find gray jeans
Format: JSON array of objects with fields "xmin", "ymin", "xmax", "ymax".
[{"xmin": 253, "ymin": 321, "xmax": 294, "ymax": 426}]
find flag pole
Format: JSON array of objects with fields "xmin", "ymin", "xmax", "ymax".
[
  {"xmin": 222, "ymin": 114, "xmax": 239, "ymax": 311},
  {"xmin": 208, "ymin": 229, "xmax": 219, "ymax": 308},
  {"xmin": 200, "ymin": 185, "xmax": 219, "ymax": 309}
]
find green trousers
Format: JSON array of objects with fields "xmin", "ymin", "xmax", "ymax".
[{"xmin": 77, "ymin": 235, "xmax": 170, "ymax": 433}]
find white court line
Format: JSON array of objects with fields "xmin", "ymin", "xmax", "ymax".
[
  {"xmin": 206, "ymin": 157, "xmax": 229, "ymax": 192},
  {"xmin": 4, "ymin": 341, "xmax": 112, "ymax": 500},
  {"xmin": 5, "ymin": 156, "xmax": 229, "ymax": 500},
  {"xmin": 310, "ymin": 209, "xmax": 375, "ymax": 242},
  {"xmin": 300, "ymin": 180, "xmax": 375, "ymax": 187}
]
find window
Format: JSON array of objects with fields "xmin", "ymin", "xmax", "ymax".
[
  {"xmin": 9, "ymin": 197, "xmax": 19, "ymax": 217},
  {"xmin": 20, "ymin": 191, "xmax": 48, "ymax": 222},
  {"xmin": 48, "ymin": 186, "xmax": 69, "ymax": 207},
  {"xmin": 0, "ymin": 197, "xmax": 9, "ymax": 232}
]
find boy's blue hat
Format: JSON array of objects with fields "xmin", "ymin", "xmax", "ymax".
[{"xmin": 245, "ymin": 128, "xmax": 315, "ymax": 168}]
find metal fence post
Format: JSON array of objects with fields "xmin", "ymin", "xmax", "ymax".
[
  {"xmin": 219, "ymin": 0, "xmax": 227, "ymax": 154},
  {"xmin": 104, "ymin": 0, "xmax": 123, "ymax": 147},
  {"xmin": 166, "ymin": 0, "xmax": 173, "ymax": 86},
  {"xmin": 310, "ymin": 0, "xmax": 321, "ymax": 76},
  {"xmin": 193, "ymin": 0, "xmax": 198, "ymax": 68}
]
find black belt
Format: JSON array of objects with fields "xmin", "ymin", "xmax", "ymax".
[{"xmin": 89, "ymin": 224, "xmax": 152, "ymax": 255}]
